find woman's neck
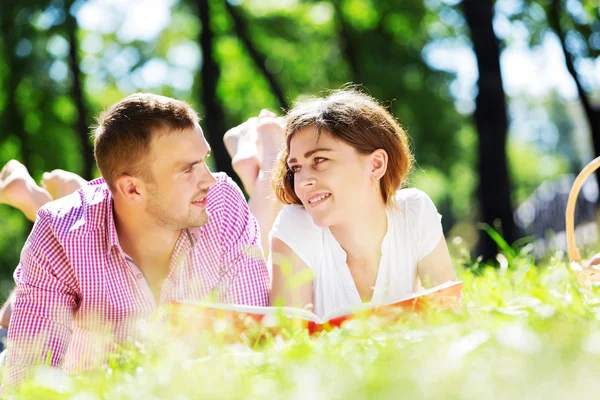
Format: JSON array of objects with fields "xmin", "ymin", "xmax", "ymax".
[{"xmin": 329, "ymin": 200, "xmax": 388, "ymax": 265}]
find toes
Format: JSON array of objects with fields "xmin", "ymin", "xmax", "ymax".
[
  {"xmin": 1, "ymin": 160, "xmax": 19, "ymax": 180},
  {"xmin": 258, "ymin": 109, "xmax": 277, "ymax": 119},
  {"xmin": 223, "ymin": 129, "xmax": 239, "ymax": 157},
  {"xmin": 589, "ymin": 254, "xmax": 600, "ymax": 266}
]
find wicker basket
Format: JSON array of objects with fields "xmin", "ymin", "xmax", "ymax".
[{"xmin": 566, "ymin": 156, "xmax": 600, "ymax": 283}]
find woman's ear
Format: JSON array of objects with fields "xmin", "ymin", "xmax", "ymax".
[{"xmin": 370, "ymin": 149, "xmax": 388, "ymax": 181}]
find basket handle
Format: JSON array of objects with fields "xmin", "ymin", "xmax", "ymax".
[{"xmin": 566, "ymin": 156, "xmax": 600, "ymax": 265}]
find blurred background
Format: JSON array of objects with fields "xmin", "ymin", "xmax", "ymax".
[{"xmin": 0, "ymin": 0, "xmax": 598, "ymax": 294}]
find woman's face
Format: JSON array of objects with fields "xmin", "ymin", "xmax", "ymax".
[{"xmin": 287, "ymin": 126, "xmax": 376, "ymax": 227}]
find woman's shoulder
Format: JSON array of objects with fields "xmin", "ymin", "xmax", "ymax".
[
  {"xmin": 271, "ymin": 204, "xmax": 319, "ymax": 238},
  {"xmin": 277, "ymin": 204, "xmax": 314, "ymax": 223},
  {"xmin": 392, "ymin": 188, "xmax": 435, "ymax": 208},
  {"xmin": 390, "ymin": 188, "xmax": 440, "ymax": 224},
  {"xmin": 270, "ymin": 204, "xmax": 321, "ymax": 269}
]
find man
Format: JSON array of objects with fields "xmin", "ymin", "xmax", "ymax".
[{"xmin": 2, "ymin": 93, "xmax": 270, "ymax": 385}]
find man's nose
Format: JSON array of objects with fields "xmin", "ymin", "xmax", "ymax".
[{"xmin": 201, "ymin": 164, "xmax": 217, "ymax": 188}]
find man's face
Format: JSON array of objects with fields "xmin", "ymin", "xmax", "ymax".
[{"xmin": 143, "ymin": 125, "xmax": 216, "ymax": 231}]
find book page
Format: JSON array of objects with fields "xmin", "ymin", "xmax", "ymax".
[
  {"xmin": 175, "ymin": 301, "xmax": 323, "ymax": 323},
  {"xmin": 385, "ymin": 280, "xmax": 463, "ymax": 305},
  {"xmin": 321, "ymin": 280, "xmax": 463, "ymax": 321}
]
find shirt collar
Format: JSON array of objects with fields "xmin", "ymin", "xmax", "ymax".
[
  {"xmin": 186, "ymin": 226, "xmax": 201, "ymax": 248},
  {"xmin": 105, "ymin": 195, "xmax": 122, "ymax": 256}
]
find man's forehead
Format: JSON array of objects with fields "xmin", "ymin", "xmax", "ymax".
[
  {"xmin": 152, "ymin": 125, "xmax": 206, "ymax": 145},
  {"xmin": 150, "ymin": 126, "xmax": 209, "ymax": 160}
]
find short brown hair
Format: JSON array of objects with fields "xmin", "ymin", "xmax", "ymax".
[
  {"xmin": 272, "ymin": 89, "xmax": 413, "ymax": 206},
  {"xmin": 94, "ymin": 93, "xmax": 199, "ymax": 190}
]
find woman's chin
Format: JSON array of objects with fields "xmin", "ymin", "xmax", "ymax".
[{"xmin": 309, "ymin": 212, "xmax": 334, "ymax": 228}]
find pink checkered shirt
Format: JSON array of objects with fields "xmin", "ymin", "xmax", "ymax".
[{"xmin": 3, "ymin": 173, "xmax": 269, "ymax": 385}]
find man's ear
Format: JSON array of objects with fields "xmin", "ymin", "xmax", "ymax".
[
  {"xmin": 114, "ymin": 175, "xmax": 144, "ymax": 202},
  {"xmin": 370, "ymin": 149, "xmax": 388, "ymax": 181}
]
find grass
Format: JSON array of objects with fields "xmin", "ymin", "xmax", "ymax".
[{"xmin": 8, "ymin": 244, "xmax": 600, "ymax": 399}]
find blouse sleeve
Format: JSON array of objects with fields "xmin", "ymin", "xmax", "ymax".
[
  {"xmin": 404, "ymin": 189, "xmax": 444, "ymax": 261},
  {"xmin": 269, "ymin": 205, "xmax": 318, "ymax": 270}
]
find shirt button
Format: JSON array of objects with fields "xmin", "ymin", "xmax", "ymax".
[{"xmin": 136, "ymin": 274, "xmax": 142, "ymax": 279}]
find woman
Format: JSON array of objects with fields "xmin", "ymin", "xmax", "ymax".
[{"xmin": 263, "ymin": 90, "xmax": 456, "ymax": 318}]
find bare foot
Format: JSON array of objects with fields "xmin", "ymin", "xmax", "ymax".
[
  {"xmin": 41, "ymin": 169, "xmax": 87, "ymax": 200},
  {"xmin": 256, "ymin": 109, "xmax": 285, "ymax": 170},
  {"xmin": 0, "ymin": 160, "xmax": 52, "ymax": 221},
  {"xmin": 585, "ymin": 253, "xmax": 600, "ymax": 267},
  {"xmin": 224, "ymin": 117, "xmax": 260, "ymax": 195}
]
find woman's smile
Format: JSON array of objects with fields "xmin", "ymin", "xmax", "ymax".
[{"xmin": 307, "ymin": 192, "xmax": 331, "ymax": 207}]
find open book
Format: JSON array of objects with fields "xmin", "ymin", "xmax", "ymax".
[{"xmin": 172, "ymin": 280, "xmax": 462, "ymax": 333}]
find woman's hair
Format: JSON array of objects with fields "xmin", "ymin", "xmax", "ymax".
[{"xmin": 272, "ymin": 89, "xmax": 413, "ymax": 206}]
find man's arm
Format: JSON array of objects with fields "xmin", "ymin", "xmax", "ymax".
[
  {"xmin": 216, "ymin": 176, "xmax": 270, "ymax": 306},
  {"xmin": 3, "ymin": 211, "xmax": 79, "ymax": 387},
  {"xmin": 0, "ymin": 289, "xmax": 15, "ymax": 328}
]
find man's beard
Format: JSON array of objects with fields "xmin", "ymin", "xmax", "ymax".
[{"xmin": 145, "ymin": 187, "xmax": 209, "ymax": 230}]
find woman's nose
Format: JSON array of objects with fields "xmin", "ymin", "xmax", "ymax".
[{"xmin": 297, "ymin": 170, "xmax": 316, "ymax": 188}]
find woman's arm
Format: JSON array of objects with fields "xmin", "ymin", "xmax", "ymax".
[
  {"xmin": 270, "ymin": 237, "xmax": 313, "ymax": 308},
  {"xmin": 416, "ymin": 235, "xmax": 457, "ymax": 288},
  {"xmin": 248, "ymin": 169, "xmax": 283, "ymax": 258}
]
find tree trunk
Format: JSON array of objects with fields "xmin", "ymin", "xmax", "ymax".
[
  {"xmin": 462, "ymin": 0, "xmax": 516, "ymax": 260},
  {"xmin": 196, "ymin": 0, "xmax": 240, "ymax": 187},
  {"xmin": 224, "ymin": 2, "xmax": 288, "ymax": 111},
  {"xmin": 65, "ymin": 0, "xmax": 94, "ymax": 180}
]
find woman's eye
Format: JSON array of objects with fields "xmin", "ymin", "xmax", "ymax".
[
  {"xmin": 314, "ymin": 157, "xmax": 327, "ymax": 165},
  {"xmin": 290, "ymin": 165, "xmax": 300, "ymax": 174},
  {"xmin": 184, "ymin": 166, "xmax": 194, "ymax": 174}
]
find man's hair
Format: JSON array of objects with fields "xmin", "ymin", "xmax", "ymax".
[
  {"xmin": 272, "ymin": 89, "xmax": 413, "ymax": 206},
  {"xmin": 94, "ymin": 93, "xmax": 199, "ymax": 191}
]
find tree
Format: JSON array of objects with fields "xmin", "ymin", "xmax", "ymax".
[
  {"xmin": 196, "ymin": 0, "xmax": 238, "ymax": 185},
  {"xmin": 462, "ymin": 0, "xmax": 517, "ymax": 260},
  {"xmin": 509, "ymin": 0, "xmax": 600, "ymax": 186},
  {"xmin": 0, "ymin": 2, "xmax": 34, "ymax": 168},
  {"xmin": 223, "ymin": 1, "xmax": 289, "ymax": 110},
  {"xmin": 546, "ymin": 0, "xmax": 600, "ymax": 177},
  {"xmin": 65, "ymin": 0, "xmax": 94, "ymax": 180}
]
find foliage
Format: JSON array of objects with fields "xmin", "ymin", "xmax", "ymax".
[
  {"xmin": 7, "ymin": 250, "xmax": 600, "ymax": 398},
  {"xmin": 0, "ymin": 0, "xmax": 597, "ymax": 287},
  {"xmin": 0, "ymin": 0, "xmax": 469, "ymax": 285}
]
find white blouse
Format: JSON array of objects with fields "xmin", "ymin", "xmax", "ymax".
[{"xmin": 269, "ymin": 189, "xmax": 443, "ymax": 318}]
